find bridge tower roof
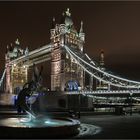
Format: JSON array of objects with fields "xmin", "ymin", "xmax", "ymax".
[
  {"xmin": 80, "ymin": 21, "xmax": 84, "ymax": 33},
  {"xmin": 15, "ymin": 38, "xmax": 20, "ymax": 46},
  {"xmin": 51, "ymin": 17, "xmax": 55, "ymax": 29},
  {"xmin": 60, "ymin": 8, "xmax": 73, "ymax": 27}
]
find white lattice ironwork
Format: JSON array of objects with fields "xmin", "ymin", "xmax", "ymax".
[{"xmin": 64, "ymin": 45, "xmax": 140, "ymax": 89}]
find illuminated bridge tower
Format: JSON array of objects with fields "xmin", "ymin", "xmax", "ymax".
[
  {"xmin": 51, "ymin": 8, "xmax": 85, "ymax": 91},
  {"xmin": 5, "ymin": 48, "xmax": 11, "ymax": 93},
  {"xmin": 96, "ymin": 50, "xmax": 108, "ymax": 90},
  {"xmin": 5, "ymin": 39, "xmax": 28, "ymax": 94}
]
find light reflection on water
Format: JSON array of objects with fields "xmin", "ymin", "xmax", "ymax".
[
  {"xmin": 0, "ymin": 117, "xmax": 73, "ymax": 128},
  {"xmin": 44, "ymin": 119, "xmax": 72, "ymax": 126}
]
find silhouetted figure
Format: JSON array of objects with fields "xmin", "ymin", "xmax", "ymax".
[
  {"xmin": 16, "ymin": 81, "xmax": 36, "ymax": 114},
  {"xmin": 16, "ymin": 64, "xmax": 43, "ymax": 117}
]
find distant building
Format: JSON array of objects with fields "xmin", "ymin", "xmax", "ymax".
[{"xmin": 96, "ymin": 50, "xmax": 109, "ymax": 90}]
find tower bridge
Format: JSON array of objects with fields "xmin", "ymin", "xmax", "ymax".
[
  {"xmin": 10, "ymin": 44, "xmax": 51, "ymax": 66},
  {"xmin": 1, "ymin": 8, "xmax": 140, "ymax": 105}
]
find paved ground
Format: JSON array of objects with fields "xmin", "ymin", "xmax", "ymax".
[
  {"xmin": 80, "ymin": 114, "xmax": 140, "ymax": 139},
  {"xmin": 1, "ymin": 106, "xmax": 140, "ymax": 139}
]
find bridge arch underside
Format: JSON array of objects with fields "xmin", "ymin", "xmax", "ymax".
[
  {"xmin": 64, "ymin": 80, "xmax": 80, "ymax": 91},
  {"xmin": 9, "ymin": 57, "xmax": 51, "ymax": 94},
  {"xmin": 51, "ymin": 71, "xmax": 84, "ymax": 92}
]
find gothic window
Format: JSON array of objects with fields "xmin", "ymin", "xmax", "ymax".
[{"xmin": 56, "ymin": 62, "xmax": 61, "ymax": 72}]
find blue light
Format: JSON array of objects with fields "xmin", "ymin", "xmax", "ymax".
[
  {"xmin": 45, "ymin": 119, "xmax": 58, "ymax": 125},
  {"xmin": 67, "ymin": 80, "xmax": 79, "ymax": 91}
]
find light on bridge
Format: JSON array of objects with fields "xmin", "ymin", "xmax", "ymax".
[
  {"xmin": 23, "ymin": 65, "xmax": 28, "ymax": 69},
  {"xmin": 13, "ymin": 63, "xmax": 16, "ymax": 67}
]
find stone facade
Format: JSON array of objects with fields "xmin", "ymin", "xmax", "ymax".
[{"xmin": 51, "ymin": 8, "xmax": 85, "ymax": 91}]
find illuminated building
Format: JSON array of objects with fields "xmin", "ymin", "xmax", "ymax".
[
  {"xmin": 5, "ymin": 39, "xmax": 28, "ymax": 94},
  {"xmin": 96, "ymin": 50, "xmax": 109, "ymax": 90},
  {"xmin": 50, "ymin": 8, "xmax": 85, "ymax": 91}
]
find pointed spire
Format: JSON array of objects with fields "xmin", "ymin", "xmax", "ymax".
[
  {"xmin": 25, "ymin": 47, "xmax": 29, "ymax": 56},
  {"xmin": 51, "ymin": 17, "xmax": 55, "ymax": 29},
  {"xmin": 53, "ymin": 17, "xmax": 55, "ymax": 23},
  {"xmin": 80, "ymin": 21, "xmax": 83, "ymax": 33},
  {"xmin": 6, "ymin": 45, "xmax": 9, "ymax": 53},
  {"xmin": 60, "ymin": 12, "xmax": 65, "ymax": 24},
  {"xmin": 100, "ymin": 49, "xmax": 105, "ymax": 67},
  {"xmin": 15, "ymin": 38, "xmax": 20, "ymax": 45},
  {"xmin": 66, "ymin": 8, "xmax": 71, "ymax": 17}
]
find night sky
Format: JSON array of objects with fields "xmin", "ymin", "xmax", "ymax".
[{"xmin": 0, "ymin": 1, "xmax": 140, "ymax": 87}]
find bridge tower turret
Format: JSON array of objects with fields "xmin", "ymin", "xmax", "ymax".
[
  {"xmin": 51, "ymin": 8, "xmax": 85, "ymax": 91},
  {"xmin": 5, "ymin": 39, "xmax": 28, "ymax": 94},
  {"xmin": 5, "ymin": 45, "xmax": 12, "ymax": 93},
  {"xmin": 79, "ymin": 21, "xmax": 85, "ymax": 42}
]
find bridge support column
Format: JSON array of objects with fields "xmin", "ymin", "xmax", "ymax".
[
  {"xmin": 50, "ymin": 10, "xmax": 85, "ymax": 91},
  {"xmin": 130, "ymin": 92, "xmax": 133, "ymax": 116},
  {"xmin": 5, "ymin": 59, "xmax": 12, "ymax": 94},
  {"xmin": 89, "ymin": 76, "xmax": 93, "ymax": 91}
]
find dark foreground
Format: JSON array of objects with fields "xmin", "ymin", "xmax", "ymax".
[
  {"xmin": 1, "ymin": 106, "xmax": 140, "ymax": 139},
  {"xmin": 80, "ymin": 114, "xmax": 140, "ymax": 139}
]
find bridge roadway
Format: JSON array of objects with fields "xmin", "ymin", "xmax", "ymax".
[{"xmin": 65, "ymin": 90, "xmax": 140, "ymax": 97}]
